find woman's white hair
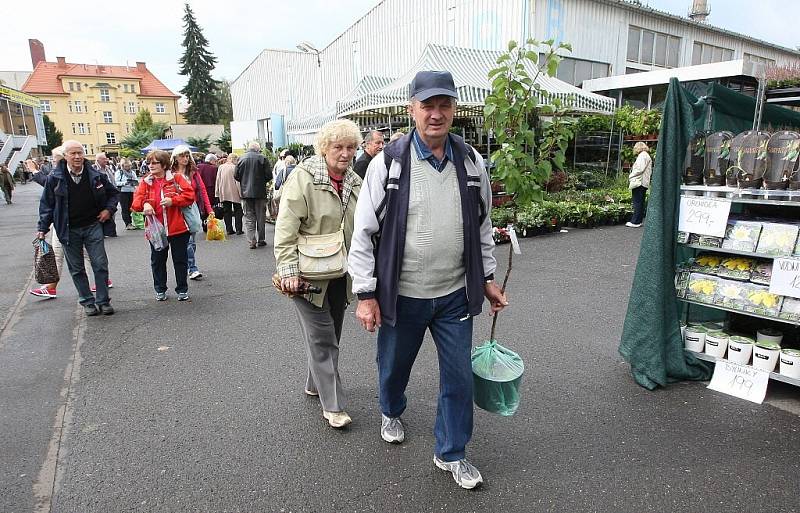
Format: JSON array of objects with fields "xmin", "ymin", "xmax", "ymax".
[{"xmin": 314, "ymin": 119, "xmax": 363, "ymax": 156}]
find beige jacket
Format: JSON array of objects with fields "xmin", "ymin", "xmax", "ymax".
[
  {"xmin": 215, "ymin": 163, "xmax": 241, "ymax": 203},
  {"xmin": 629, "ymin": 151, "xmax": 653, "ymax": 189},
  {"xmin": 274, "ymin": 155, "xmax": 362, "ymax": 308}
]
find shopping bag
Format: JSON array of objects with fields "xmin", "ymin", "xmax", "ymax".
[
  {"xmin": 144, "ymin": 214, "xmax": 169, "ymax": 251},
  {"xmin": 181, "ymin": 202, "xmax": 203, "ymax": 233},
  {"xmin": 131, "ymin": 211, "xmax": 145, "ymax": 230},
  {"xmin": 471, "ymin": 340, "xmax": 524, "ymax": 416},
  {"xmin": 205, "ymin": 213, "xmax": 226, "ymax": 241},
  {"xmin": 32, "ymin": 238, "xmax": 59, "ymax": 284}
]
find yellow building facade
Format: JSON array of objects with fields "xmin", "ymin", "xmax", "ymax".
[{"xmin": 23, "ymin": 59, "xmax": 180, "ymax": 156}]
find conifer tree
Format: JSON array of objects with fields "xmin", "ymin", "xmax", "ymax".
[{"xmin": 178, "ymin": 3, "xmax": 221, "ymax": 124}]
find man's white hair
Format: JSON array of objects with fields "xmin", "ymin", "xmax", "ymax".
[
  {"xmin": 205, "ymin": 154, "xmax": 218, "ymax": 163},
  {"xmin": 248, "ymin": 141, "xmax": 261, "ymax": 152},
  {"xmin": 95, "ymin": 152, "xmax": 107, "ymax": 159},
  {"xmin": 62, "ymin": 140, "xmax": 84, "ymax": 152}
]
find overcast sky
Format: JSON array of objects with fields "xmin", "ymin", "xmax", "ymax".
[{"xmin": 1, "ymin": 0, "xmax": 796, "ymax": 95}]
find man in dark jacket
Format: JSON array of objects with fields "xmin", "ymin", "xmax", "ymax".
[
  {"xmin": 234, "ymin": 142, "xmax": 272, "ymax": 249},
  {"xmin": 197, "ymin": 154, "xmax": 218, "ymax": 205},
  {"xmin": 37, "ymin": 140, "xmax": 119, "ymax": 316},
  {"xmin": 353, "ymin": 130, "xmax": 384, "ymax": 179}
]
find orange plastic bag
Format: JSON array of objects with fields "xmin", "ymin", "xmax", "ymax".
[{"xmin": 205, "ymin": 213, "xmax": 226, "ymax": 241}]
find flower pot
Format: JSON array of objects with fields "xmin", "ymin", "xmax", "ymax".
[
  {"xmin": 684, "ymin": 326, "xmax": 707, "ymax": 352},
  {"xmin": 704, "ymin": 331, "xmax": 729, "ymax": 358},
  {"xmin": 756, "ymin": 328, "xmax": 783, "ymax": 347},
  {"xmin": 753, "ymin": 341, "xmax": 781, "ymax": 372},
  {"xmin": 779, "ymin": 349, "xmax": 800, "ymax": 378},
  {"xmin": 727, "ymin": 336, "xmax": 754, "ymax": 364}
]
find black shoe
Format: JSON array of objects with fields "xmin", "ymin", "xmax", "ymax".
[
  {"xmin": 227, "ymin": 231, "xmax": 235, "ymax": 235},
  {"xmin": 84, "ymin": 304, "xmax": 100, "ymax": 316},
  {"xmin": 257, "ymin": 241, "xmax": 267, "ymax": 247},
  {"xmin": 236, "ymin": 231, "xmax": 244, "ymax": 235},
  {"xmin": 99, "ymin": 304, "xmax": 115, "ymax": 315}
]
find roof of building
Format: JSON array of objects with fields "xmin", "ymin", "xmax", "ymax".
[{"xmin": 21, "ymin": 61, "xmax": 179, "ymax": 98}]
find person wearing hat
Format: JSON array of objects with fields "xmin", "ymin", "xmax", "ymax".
[{"xmin": 348, "ymin": 70, "xmax": 508, "ymax": 489}]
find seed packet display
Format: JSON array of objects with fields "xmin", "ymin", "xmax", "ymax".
[
  {"xmin": 716, "ymin": 279, "xmax": 749, "ymax": 309},
  {"xmin": 675, "ymin": 264, "xmax": 692, "ymax": 298},
  {"xmin": 750, "ymin": 260, "xmax": 773, "ymax": 285},
  {"xmin": 689, "ymin": 253, "xmax": 723, "ymax": 274},
  {"xmin": 780, "ymin": 297, "xmax": 800, "ymax": 322},
  {"xmin": 688, "ymin": 233, "xmax": 723, "ymax": 247},
  {"xmin": 721, "ymin": 221, "xmax": 762, "ymax": 252},
  {"xmin": 756, "ymin": 223, "xmax": 799, "ymax": 256},
  {"xmin": 677, "ymin": 231, "xmax": 690, "ymax": 244},
  {"xmin": 685, "ymin": 273, "xmax": 719, "ymax": 304},
  {"xmin": 741, "ymin": 284, "xmax": 783, "ymax": 317},
  {"xmin": 716, "ymin": 257, "xmax": 756, "ymax": 281}
]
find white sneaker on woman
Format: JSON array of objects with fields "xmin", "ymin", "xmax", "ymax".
[
  {"xmin": 323, "ymin": 410, "xmax": 352, "ymax": 428},
  {"xmin": 625, "ymin": 222, "xmax": 642, "ymax": 228}
]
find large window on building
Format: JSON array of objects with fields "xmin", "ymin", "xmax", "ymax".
[
  {"xmin": 628, "ymin": 26, "xmax": 681, "ymax": 68},
  {"xmin": 544, "ymin": 55, "xmax": 610, "ymax": 87},
  {"xmin": 692, "ymin": 42, "xmax": 734, "ymax": 65},
  {"xmin": 155, "ymin": 103, "xmax": 166, "ymax": 114},
  {"xmin": 126, "ymin": 101, "xmax": 137, "ymax": 114},
  {"xmin": 100, "ymin": 88, "xmax": 110, "ymax": 102},
  {"xmin": 103, "ymin": 111, "xmax": 113, "ymax": 123},
  {"xmin": 106, "ymin": 132, "xmax": 116, "ymax": 144},
  {"xmin": 77, "ymin": 122, "xmax": 86, "ymax": 135},
  {"xmin": 744, "ymin": 53, "xmax": 776, "ymax": 67},
  {"xmin": 40, "ymin": 100, "xmax": 51, "ymax": 112}
]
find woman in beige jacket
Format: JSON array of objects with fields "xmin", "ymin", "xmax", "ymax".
[
  {"xmin": 274, "ymin": 119, "xmax": 362, "ymax": 428},
  {"xmin": 215, "ymin": 154, "xmax": 243, "ymax": 234},
  {"xmin": 627, "ymin": 141, "xmax": 653, "ymax": 228}
]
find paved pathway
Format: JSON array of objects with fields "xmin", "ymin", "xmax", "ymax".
[{"xmin": 1, "ymin": 183, "xmax": 797, "ymax": 513}]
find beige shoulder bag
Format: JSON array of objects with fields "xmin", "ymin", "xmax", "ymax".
[{"xmin": 296, "ymin": 220, "xmax": 347, "ymax": 281}]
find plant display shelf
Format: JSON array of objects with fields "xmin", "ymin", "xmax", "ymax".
[
  {"xmin": 678, "ymin": 298, "xmax": 800, "ymax": 326},
  {"xmin": 678, "ymin": 243, "xmax": 793, "ymax": 260},
  {"xmin": 680, "ymin": 186, "xmax": 800, "ymax": 207},
  {"xmin": 685, "ymin": 349, "xmax": 800, "ymax": 387}
]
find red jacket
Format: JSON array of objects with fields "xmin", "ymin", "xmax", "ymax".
[{"xmin": 131, "ymin": 171, "xmax": 195, "ymax": 236}]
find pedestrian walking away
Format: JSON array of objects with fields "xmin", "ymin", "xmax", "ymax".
[
  {"xmin": 171, "ymin": 145, "xmax": 213, "ymax": 280},
  {"xmin": 274, "ymin": 119, "xmax": 363, "ymax": 429},
  {"xmin": 36, "ymin": 140, "xmax": 119, "ymax": 316},
  {"xmin": 93, "ymin": 152, "xmax": 119, "ymax": 237},
  {"xmin": 235, "ymin": 142, "xmax": 272, "ymax": 249},
  {"xmin": 115, "ymin": 158, "xmax": 140, "ymax": 230},
  {"xmin": 197, "ymin": 154, "xmax": 219, "ymax": 206},
  {"xmin": 0, "ymin": 164, "xmax": 14, "ymax": 204},
  {"xmin": 215, "ymin": 153, "xmax": 243, "ymax": 235},
  {"xmin": 627, "ymin": 141, "xmax": 652, "ymax": 228},
  {"xmin": 348, "ymin": 70, "xmax": 508, "ymax": 490},
  {"xmin": 131, "ymin": 150, "xmax": 195, "ymax": 301}
]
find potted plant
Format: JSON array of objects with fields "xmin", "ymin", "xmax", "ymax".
[{"xmin": 484, "ymin": 38, "xmax": 574, "ymax": 340}]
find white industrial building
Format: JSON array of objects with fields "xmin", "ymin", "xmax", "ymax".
[{"xmin": 230, "ymin": 0, "xmax": 800, "ymax": 150}]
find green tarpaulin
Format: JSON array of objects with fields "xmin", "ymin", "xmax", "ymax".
[{"xmin": 691, "ymin": 82, "xmax": 800, "ymax": 134}]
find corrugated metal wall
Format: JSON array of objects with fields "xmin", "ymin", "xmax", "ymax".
[{"xmin": 232, "ymin": 0, "xmax": 800, "ymax": 128}]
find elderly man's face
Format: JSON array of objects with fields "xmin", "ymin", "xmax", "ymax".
[
  {"xmin": 97, "ymin": 155, "xmax": 108, "ymax": 167},
  {"xmin": 409, "ymin": 96, "xmax": 455, "ymax": 143},
  {"xmin": 365, "ymin": 133, "xmax": 384, "ymax": 156},
  {"xmin": 65, "ymin": 145, "xmax": 85, "ymax": 170}
]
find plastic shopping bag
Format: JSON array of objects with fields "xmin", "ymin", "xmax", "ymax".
[
  {"xmin": 205, "ymin": 213, "xmax": 226, "ymax": 241},
  {"xmin": 131, "ymin": 211, "xmax": 145, "ymax": 230},
  {"xmin": 32, "ymin": 238, "xmax": 59, "ymax": 284},
  {"xmin": 144, "ymin": 214, "xmax": 169, "ymax": 251},
  {"xmin": 471, "ymin": 340, "xmax": 525, "ymax": 416}
]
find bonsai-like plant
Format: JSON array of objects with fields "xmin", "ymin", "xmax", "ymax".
[{"xmin": 483, "ymin": 38, "xmax": 575, "ymax": 340}]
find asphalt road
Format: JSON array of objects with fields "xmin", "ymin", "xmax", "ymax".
[{"xmin": 1, "ymin": 182, "xmax": 798, "ymax": 513}]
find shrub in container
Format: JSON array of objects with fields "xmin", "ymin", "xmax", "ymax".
[
  {"xmin": 752, "ymin": 340, "xmax": 781, "ymax": 372},
  {"xmin": 727, "ymin": 336, "xmax": 755, "ymax": 364},
  {"xmin": 779, "ymin": 348, "xmax": 800, "ymax": 378},
  {"xmin": 704, "ymin": 331, "xmax": 729, "ymax": 358}
]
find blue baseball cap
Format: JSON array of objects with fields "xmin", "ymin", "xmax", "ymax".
[{"xmin": 409, "ymin": 71, "xmax": 458, "ymax": 102}]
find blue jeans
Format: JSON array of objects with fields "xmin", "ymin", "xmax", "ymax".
[
  {"xmin": 186, "ymin": 232, "xmax": 198, "ymax": 274},
  {"xmin": 150, "ymin": 231, "xmax": 190, "ymax": 294},
  {"xmin": 377, "ymin": 288, "xmax": 473, "ymax": 462},
  {"xmin": 631, "ymin": 186, "xmax": 647, "ymax": 224},
  {"xmin": 62, "ymin": 222, "xmax": 110, "ymax": 306}
]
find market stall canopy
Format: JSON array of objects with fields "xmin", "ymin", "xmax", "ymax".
[
  {"xmin": 337, "ymin": 44, "xmax": 617, "ymax": 119},
  {"xmin": 140, "ymin": 138, "xmax": 198, "ymax": 154},
  {"xmin": 691, "ymin": 82, "xmax": 800, "ymax": 133},
  {"xmin": 286, "ymin": 108, "xmax": 337, "ymax": 136}
]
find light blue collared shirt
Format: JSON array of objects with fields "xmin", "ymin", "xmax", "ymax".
[{"xmin": 412, "ymin": 131, "xmax": 454, "ymax": 172}]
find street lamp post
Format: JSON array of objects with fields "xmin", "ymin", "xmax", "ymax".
[{"xmin": 296, "ymin": 41, "xmax": 324, "ymax": 112}]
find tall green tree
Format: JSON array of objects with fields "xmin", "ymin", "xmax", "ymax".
[
  {"xmin": 122, "ymin": 108, "xmax": 170, "ymax": 152},
  {"xmin": 216, "ymin": 127, "xmax": 232, "ymax": 153},
  {"xmin": 42, "ymin": 115, "xmax": 63, "ymax": 154},
  {"xmin": 214, "ymin": 80, "xmax": 234, "ymax": 127},
  {"xmin": 178, "ymin": 3, "xmax": 222, "ymax": 124},
  {"xmin": 186, "ymin": 135, "xmax": 211, "ymax": 153}
]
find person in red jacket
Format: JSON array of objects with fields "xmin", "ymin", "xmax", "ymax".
[{"xmin": 131, "ymin": 149, "xmax": 195, "ymax": 301}]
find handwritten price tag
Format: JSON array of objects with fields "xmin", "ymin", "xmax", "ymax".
[
  {"xmin": 678, "ymin": 196, "xmax": 731, "ymax": 237},
  {"xmin": 769, "ymin": 257, "xmax": 800, "ymax": 299},
  {"xmin": 707, "ymin": 360, "xmax": 769, "ymax": 404}
]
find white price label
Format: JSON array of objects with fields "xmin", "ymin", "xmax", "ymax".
[
  {"xmin": 507, "ymin": 224, "xmax": 521, "ymax": 255},
  {"xmin": 678, "ymin": 197, "xmax": 731, "ymax": 238},
  {"xmin": 769, "ymin": 258, "xmax": 800, "ymax": 299},
  {"xmin": 707, "ymin": 360, "xmax": 770, "ymax": 404}
]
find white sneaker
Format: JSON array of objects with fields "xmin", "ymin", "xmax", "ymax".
[
  {"xmin": 380, "ymin": 414, "xmax": 405, "ymax": 443},
  {"xmin": 625, "ymin": 222, "xmax": 642, "ymax": 228},
  {"xmin": 189, "ymin": 270, "xmax": 203, "ymax": 280},
  {"xmin": 323, "ymin": 410, "xmax": 352, "ymax": 428},
  {"xmin": 433, "ymin": 456, "xmax": 483, "ymax": 489}
]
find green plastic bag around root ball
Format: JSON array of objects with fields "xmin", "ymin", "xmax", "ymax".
[{"xmin": 471, "ymin": 340, "xmax": 524, "ymax": 416}]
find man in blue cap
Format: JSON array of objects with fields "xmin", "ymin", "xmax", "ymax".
[{"xmin": 348, "ymin": 70, "xmax": 508, "ymax": 489}]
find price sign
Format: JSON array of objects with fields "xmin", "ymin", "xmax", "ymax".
[
  {"xmin": 707, "ymin": 360, "xmax": 770, "ymax": 404},
  {"xmin": 507, "ymin": 224, "xmax": 521, "ymax": 255},
  {"xmin": 678, "ymin": 197, "xmax": 731, "ymax": 237},
  {"xmin": 769, "ymin": 258, "xmax": 800, "ymax": 299}
]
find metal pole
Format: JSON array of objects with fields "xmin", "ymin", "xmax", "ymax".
[
  {"xmin": 605, "ymin": 116, "xmax": 616, "ymax": 177},
  {"xmin": 753, "ymin": 78, "xmax": 766, "ymax": 131}
]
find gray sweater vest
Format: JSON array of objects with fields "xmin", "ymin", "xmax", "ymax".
[{"xmin": 397, "ymin": 154, "xmax": 465, "ymax": 298}]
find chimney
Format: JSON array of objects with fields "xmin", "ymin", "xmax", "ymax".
[
  {"xmin": 56, "ymin": 56, "xmax": 67, "ymax": 67},
  {"xmin": 29, "ymin": 39, "xmax": 46, "ymax": 68},
  {"xmin": 136, "ymin": 61, "xmax": 147, "ymax": 72},
  {"xmin": 688, "ymin": 0, "xmax": 710, "ymax": 23}
]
